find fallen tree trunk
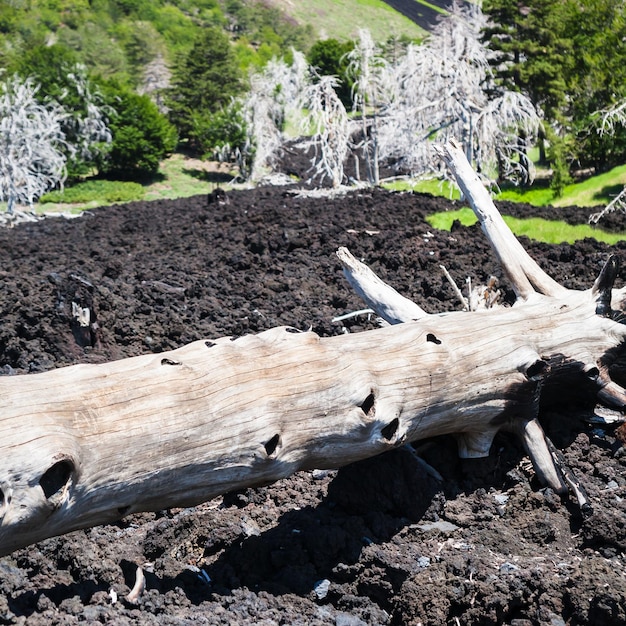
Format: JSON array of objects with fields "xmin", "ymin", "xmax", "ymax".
[{"xmin": 1, "ymin": 140, "xmax": 625, "ymax": 557}]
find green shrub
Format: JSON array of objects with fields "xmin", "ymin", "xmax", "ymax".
[
  {"xmin": 167, "ymin": 26, "xmax": 245, "ymax": 150},
  {"xmin": 40, "ymin": 180, "xmax": 144, "ymax": 204},
  {"xmin": 99, "ymin": 84, "xmax": 178, "ymax": 177},
  {"xmin": 190, "ymin": 104, "xmax": 247, "ymax": 160},
  {"xmin": 307, "ymin": 39, "xmax": 355, "ymax": 107}
]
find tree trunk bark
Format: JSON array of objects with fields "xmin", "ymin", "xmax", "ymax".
[{"xmin": 0, "ymin": 140, "xmax": 625, "ymax": 557}]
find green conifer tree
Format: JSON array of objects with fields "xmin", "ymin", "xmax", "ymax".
[{"xmin": 167, "ymin": 26, "xmax": 244, "ymax": 151}]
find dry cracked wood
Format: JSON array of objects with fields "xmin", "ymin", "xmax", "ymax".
[{"xmin": 1, "ymin": 140, "xmax": 625, "ymax": 557}]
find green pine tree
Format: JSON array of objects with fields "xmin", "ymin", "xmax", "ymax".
[
  {"xmin": 482, "ymin": 0, "xmax": 570, "ymax": 121},
  {"xmin": 167, "ymin": 26, "xmax": 244, "ymax": 151}
]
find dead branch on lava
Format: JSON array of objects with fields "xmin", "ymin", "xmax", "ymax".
[{"xmin": 1, "ymin": 140, "xmax": 625, "ymax": 557}]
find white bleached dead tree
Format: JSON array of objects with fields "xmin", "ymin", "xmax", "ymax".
[
  {"xmin": 589, "ymin": 100, "xmax": 626, "ymax": 223},
  {"xmin": 299, "ymin": 73, "xmax": 351, "ymax": 188},
  {"xmin": 239, "ymin": 52, "xmax": 308, "ymax": 182},
  {"xmin": 376, "ymin": 1, "xmax": 541, "ymax": 184},
  {"xmin": 0, "ymin": 75, "xmax": 68, "ymax": 214},
  {"xmin": 62, "ymin": 64, "xmax": 112, "ymax": 169},
  {"xmin": 237, "ymin": 4, "xmax": 540, "ymax": 189},
  {"xmin": 1, "ymin": 140, "xmax": 625, "ymax": 556},
  {"xmin": 0, "ymin": 69, "xmax": 111, "ymax": 214},
  {"xmin": 346, "ymin": 29, "xmax": 393, "ymax": 185}
]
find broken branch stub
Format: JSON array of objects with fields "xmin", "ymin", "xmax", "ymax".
[
  {"xmin": 337, "ymin": 246, "xmax": 427, "ymax": 323},
  {"xmin": 1, "ymin": 142, "xmax": 626, "ymax": 557}
]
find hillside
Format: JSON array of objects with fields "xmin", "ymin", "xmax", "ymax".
[
  {"xmin": 264, "ymin": 0, "xmax": 428, "ymax": 41},
  {"xmin": 0, "ymin": 0, "xmax": 433, "ymax": 99}
]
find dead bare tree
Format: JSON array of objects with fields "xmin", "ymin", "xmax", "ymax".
[
  {"xmin": 0, "ymin": 75, "xmax": 68, "ymax": 214},
  {"xmin": 376, "ymin": 1, "xmax": 541, "ymax": 184},
  {"xmin": 240, "ymin": 52, "xmax": 308, "ymax": 182},
  {"xmin": 0, "ymin": 69, "xmax": 111, "ymax": 215},
  {"xmin": 63, "ymin": 64, "xmax": 112, "ymax": 169},
  {"xmin": 346, "ymin": 29, "xmax": 393, "ymax": 185},
  {"xmin": 589, "ymin": 100, "xmax": 626, "ymax": 223},
  {"xmin": 0, "ymin": 140, "xmax": 625, "ymax": 557},
  {"xmin": 298, "ymin": 73, "xmax": 351, "ymax": 188}
]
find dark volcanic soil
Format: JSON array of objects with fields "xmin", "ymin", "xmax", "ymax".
[{"xmin": 1, "ymin": 185, "xmax": 626, "ymax": 625}]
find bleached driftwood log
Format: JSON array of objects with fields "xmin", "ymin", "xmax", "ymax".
[{"xmin": 1, "ymin": 140, "xmax": 625, "ymax": 557}]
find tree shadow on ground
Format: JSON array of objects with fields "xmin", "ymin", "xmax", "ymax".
[
  {"xmin": 593, "ymin": 183, "xmax": 625, "ymax": 203},
  {"xmin": 3, "ymin": 434, "xmax": 550, "ymax": 615},
  {"xmin": 186, "ymin": 446, "xmax": 443, "ymax": 602},
  {"xmin": 182, "ymin": 168, "xmax": 234, "ymax": 185},
  {"xmin": 174, "ymin": 439, "xmax": 528, "ymax": 605},
  {"xmin": 139, "ymin": 171, "xmax": 166, "ymax": 184}
]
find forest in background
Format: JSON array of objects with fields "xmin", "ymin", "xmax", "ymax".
[
  {"xmin": 0, "ymin": 0, "xmax": 318, "ymax": 83},
  {"xmin": 1, "ymin": 0, "xmax": 626, "ymax": 219}
]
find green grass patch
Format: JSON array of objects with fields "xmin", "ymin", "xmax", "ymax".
[
  {"xmin": 382, "ymin": 177, "xmax": 461, "ymax": 199},
  {"xmin": 36, "ymin": 154, "xmax": 237, "ymax": 213},
  {"xmin": 269, "ymin": 0, "xmax": 425, "ymax": 42},
  {"xmin": 40, "ymin": 180, "xmax": 145, "ymax": 205},
  {"xmin": 426, "ymin": 207, "xmax": 626, "ymax": 245},
  {"xmin": 497, "ymin": 163, "xmax": 626, "ymax": 208},
  {"xmin": 142, "ymin": 153, "xmax": 237, "ymax": 201},
  {"xmin": 496, "ymin": 184, "xmax": 556, "ymax": 206},
  {"xmin": 427, "ymin": 207, "xmax": 478, "ymax": 230}
]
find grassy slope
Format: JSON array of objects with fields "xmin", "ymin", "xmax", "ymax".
[
  {"xmin": 497, "ymin": 164, "xmax": 626, "ymax": 209},
  {"xmin": 33, "ymin": 155, "xmax": 237, "ymax": 214},
  {"xmin": 426, "ymin": 208, "xmax": 626, "ymax": 245},
  {"xmin": 265, "ymin": 0, "xmax": 426, "ymax": 41}
]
